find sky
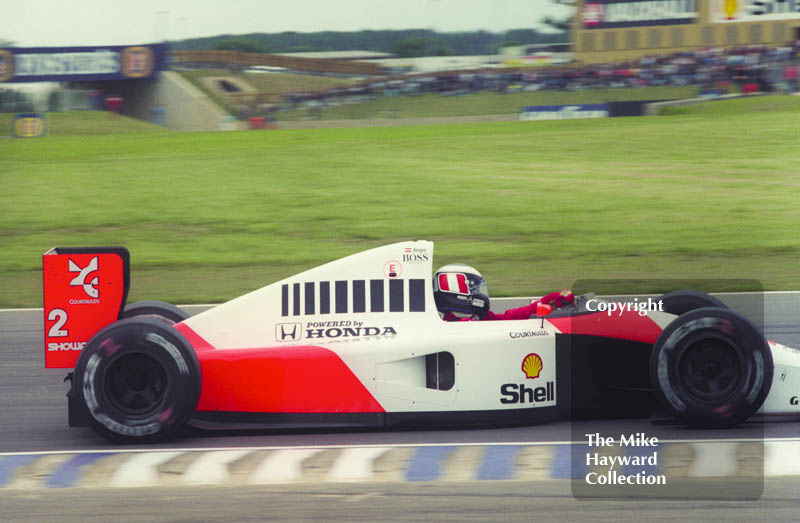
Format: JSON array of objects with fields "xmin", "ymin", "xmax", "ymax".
[{"xmin": 3, "ymin": 0, "xmax": 572, "ymax": 48}]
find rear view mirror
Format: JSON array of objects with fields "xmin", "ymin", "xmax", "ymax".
[
  {"xmin": 535, "ymin": 303, "xmax": 552, "ymax": 317},
  {"xmin": 535, "ymin": 302, "xmax": 552, "ymax": 327}
]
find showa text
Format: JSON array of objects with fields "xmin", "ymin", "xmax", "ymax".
[{"xmin": 585, "ymin": 298, "xmax": 664, "ymax": 317}]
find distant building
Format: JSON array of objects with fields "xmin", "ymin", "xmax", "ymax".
[
  {"xmin": 500, "ymin": 43, "xmax": 574, "ymax": 67},
  {"xmin": 364, "ymin": 55, "xmax": 505, "ymax": 74},
  {"xmin": 274, "ymin": 50, "xmax": 394, "ymax": 61},
  {"xmin": 572, "ymin": 0, "xmax": 800, "ymax": 64}
]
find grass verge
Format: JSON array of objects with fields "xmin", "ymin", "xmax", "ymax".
[{"xmin": 2, "ymin": 95, "xmax": 799, "ymax": 307}]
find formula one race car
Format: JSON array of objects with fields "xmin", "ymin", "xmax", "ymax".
[{"xmin": 41, "ymin": 241, "xmax": 800, "ymax": 442}]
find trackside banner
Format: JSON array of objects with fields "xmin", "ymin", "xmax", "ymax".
[
  {"xmin": 709, "ymin": 0, "xmax": 800, "ymax": 23},
  {"xmin": 519, "ymin": 104, "xmax": 610, "ymax": 121},
  {"xmin": 581, "ymin": 0, "xmax": 698, "ymax": 29},
  {"xmin": 0, "ymin": 44, "xmax": 167, "ymax": 83},
  {"xmin": 12, "ymin": 113, "xmax": 47, "ymax": 138}
]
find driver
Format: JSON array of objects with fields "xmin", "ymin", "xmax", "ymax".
[{"xmin": 433, "ymin": 263, "xmax": 574, "ymax": 321}]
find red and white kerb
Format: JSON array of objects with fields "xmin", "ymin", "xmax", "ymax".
[{"xmin": 437, "ymin": 273, "xmax": 469, "ymax": 295}]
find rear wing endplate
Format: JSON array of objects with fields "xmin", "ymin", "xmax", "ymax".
[{"xmin": 42, "ymin": 247, "xmax": 130, "ymax": 368}]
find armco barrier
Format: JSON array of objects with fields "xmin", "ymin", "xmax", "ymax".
[
  {"xmin": 519, "ymin": 101, "xmax": 668, "ymax": 121},
  {"xmin": 645, "ymin": 93, "xmax": 765, "ymax": 115},
  {"xmin": 607, "ymin": 100, "xmax": 668, "ymax": 117},
  {"xmin": 519, "ymin": 104, "xmax": 609, "ymax": 121},
  {"xmin": 171, "ymin": 50, "xmax": 385, "ymax": 76}
]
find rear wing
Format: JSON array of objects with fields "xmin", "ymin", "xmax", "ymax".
[{"xmin": 42, "ymin": 247, "xmax": 130, "ymax": 369}]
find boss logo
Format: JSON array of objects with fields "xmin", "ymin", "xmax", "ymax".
[{"xmin": 402, "ymin": 253, "xmax": 429, "ymax": 263}]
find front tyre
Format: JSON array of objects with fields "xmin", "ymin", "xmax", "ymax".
[
  {"xmin": 649, "ymin": 307, "xmax": 772, "ymax": 428},
  {"xmin": 72, "ymin": 317, "xmax": 201, "ymax": 443},
  {"xmin": 657, "ymin": 290, "xmax": 727, "ymax": 316}
]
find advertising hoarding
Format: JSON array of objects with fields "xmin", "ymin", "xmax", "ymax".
[
  {"xmin": 0, "ymin": 44, "xmax": 167, "ymax": 83},
  {"xmin": 709, "ymin": 0, "xmax": 800, "ymax": 23},
  {"xmin": 580, "ymin": 0, "xmax": 698, "ymax": 29}
]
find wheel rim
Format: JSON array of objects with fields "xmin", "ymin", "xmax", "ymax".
[
  {"xmin": 678, "ymin": 337, "xmax": 743, "ymax": 402},
  {"xmin": 105, "ymin": 353, "xmax": 168, "ymax": 416}
]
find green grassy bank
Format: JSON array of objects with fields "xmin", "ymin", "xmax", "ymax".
[{"xmin": 1, "ymin": 95, "xmax": 799, "ymax": 307}]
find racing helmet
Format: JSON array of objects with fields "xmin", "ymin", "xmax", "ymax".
[{"xmin": 433, "ymin": 263, "xmax": 490, "ymax": 318}]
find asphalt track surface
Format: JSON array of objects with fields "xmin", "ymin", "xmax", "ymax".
[
  {"xmin": 2, "ymin": 481, "xmax": 800, "ymax": 522},
  {"xmin": 2, "ymin": 293, "xmax": 800, "ymax": 521}
]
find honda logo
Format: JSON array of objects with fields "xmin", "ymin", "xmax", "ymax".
[{"xmin": 276, "ymin": 322, "xmax": 302, "ymax": 342}]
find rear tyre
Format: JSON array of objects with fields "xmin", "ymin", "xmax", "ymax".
[
  {"xmin": 649, "ymin": 307, "xmax": 772, "ymax": 428},
  {"xmin": 657, "ymin": 290, "xmax": 727, "ymax": 316},
  {"xmin": 72, "ymin": 317, "xmax": 201, "ymax": 443},
  {"xmin": 122, "ymin": 300, "xmax": 189, "ymax": 324}
]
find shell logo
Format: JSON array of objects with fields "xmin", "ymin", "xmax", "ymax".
[
  {"xmin": 521, "ymin": 353, "xmax": 543, "ymax": 379},
  {"xmin": 723, "ymin": 0, "xmax": 738, "ymax": 19}
]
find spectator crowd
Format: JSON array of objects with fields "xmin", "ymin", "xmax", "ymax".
[
  {"xmin": 280, "ymin": 41, "xmax": 800, "ymax": 113},
  {"xmin": 3, "ymin": 41, "xmax": 798, "ymax": 117}
]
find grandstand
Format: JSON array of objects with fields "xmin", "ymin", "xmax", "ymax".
[{"xmin": 573, "ymin": 0, "xmax": 800, "ymax": 63}]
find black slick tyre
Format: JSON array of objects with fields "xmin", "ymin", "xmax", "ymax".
[
  {"xmin": 657, "ymin": 290, "xmax": 727, "ymax": 316},
  {"xmin": 72, "ymin": 317, "xmax": 201, "ymax": 443},
  {"xmin": 649, "ymin": 307, "xmax": 772, "ymax": 428},
  {"xmin": 122, "ymin": 300, "xmax": 189, "ymax": 324}
]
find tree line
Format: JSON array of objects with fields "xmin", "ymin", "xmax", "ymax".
[{"xmin": 171, "ymin": 29, "xmax": 566, "ymax": 58}]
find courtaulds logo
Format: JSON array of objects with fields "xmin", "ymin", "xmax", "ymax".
[
  {"xmin": 276, "ymin": 322, "xmax": 302, "ymax": 342},
  {"xmin": 521, "ymin": 353, "xmax": 543, "ymax": 379},
  {"xmin": 68, "ymin": 257, "xmax": 99, "ymax": 298}
]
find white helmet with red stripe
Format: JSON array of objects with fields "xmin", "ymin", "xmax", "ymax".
[{"xmin": 433, "ymin": 263, "xmax": 490, "ymax": 318}]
